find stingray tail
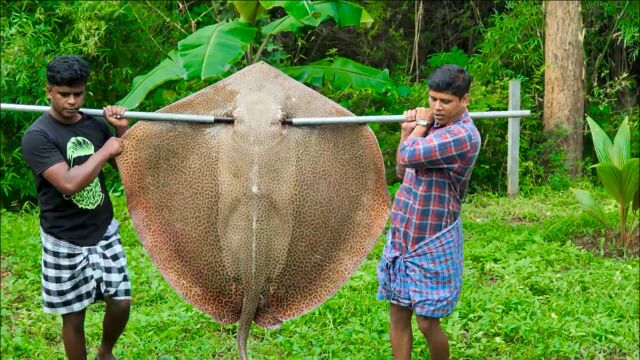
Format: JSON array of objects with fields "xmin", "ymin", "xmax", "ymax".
[{"xmin": 237, "ymin": 289, "xmax": 260, "ymax": 360}]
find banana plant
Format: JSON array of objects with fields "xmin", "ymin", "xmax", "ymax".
[
  {"xmin": 118, "ymin": 0, "xmax": 387, "ymax": 109},
  {"xmin": 571, "ymin": 116, "xmax": 639, "ymax": 247},
  {"xmin": 260, "ymin": 0, "xmax": 373, "ymax": 34},
  {"xmin": 284, "ymin": 56, "xmax": 389, "ymax": 90}
]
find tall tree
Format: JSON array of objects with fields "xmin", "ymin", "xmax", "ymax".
[{"xmin": 543, "ymin": 0, "xmax": 585, "ymax": 176}]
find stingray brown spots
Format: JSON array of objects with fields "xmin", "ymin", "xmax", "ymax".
[{"xmin": 116, "ymin": 62, "xmax": 390, "ymax": 359}]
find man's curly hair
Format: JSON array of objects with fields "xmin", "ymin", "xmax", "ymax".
[{"xmin": 46, "ymin": 55, "xmax": 90, "ymax": 87}]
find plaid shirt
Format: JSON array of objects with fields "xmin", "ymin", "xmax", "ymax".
[{"xmin": 390, "ymin": 111, "xmax": 481, "ymax": 252}]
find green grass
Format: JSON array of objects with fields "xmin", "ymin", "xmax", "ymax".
[{"xmin": 1, "ymin": 190, "xmax": 638, "ymax": 359}]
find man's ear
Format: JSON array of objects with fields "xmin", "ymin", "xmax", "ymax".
[{"xmin": 460, "ymin": 93, "xmax": 470, "ymax": 107}]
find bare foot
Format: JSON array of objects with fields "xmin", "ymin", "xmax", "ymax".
[{"xmin": 96, "ymin": 350, "xmax": 117, "ymax": 360}]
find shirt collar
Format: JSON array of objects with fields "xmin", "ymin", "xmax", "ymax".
[{"xmin": 433, "ymin": 108, "xmax": 469, "ymax": 129}]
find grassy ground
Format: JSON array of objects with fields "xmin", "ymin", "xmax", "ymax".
[{"xmin": 1, "ymin": 190, "xmax": 638, "ymax": 359}]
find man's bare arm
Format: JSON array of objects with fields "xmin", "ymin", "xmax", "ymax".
[{"xmin": 42, "ymin": 137, "xmax": 123, "ymax": 196}]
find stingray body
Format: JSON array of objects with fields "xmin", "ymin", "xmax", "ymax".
[{"xmin": 116, "ymin": 62, "xmax": 390, "ymax": 358}]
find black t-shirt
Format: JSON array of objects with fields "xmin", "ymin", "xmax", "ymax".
[{"xmin": 21, "ymin": 112, "xmax": 114, "ymax": 246}]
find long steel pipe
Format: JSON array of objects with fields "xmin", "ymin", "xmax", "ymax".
[
  {"xmin": 287, "ymin": 110, "xmax": 531, "ymax": 125},
  {"xmin": 1, "ymin": 103, "xmax": 530, "ymax": 125},
  {"xmin": 0, "ymin": 103, "xmax": 234, "ymax": 123}
]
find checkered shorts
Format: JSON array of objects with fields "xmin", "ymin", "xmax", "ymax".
[
  {"xmin": 40, "ymin": 219, "xmax": 131, "ymax": 315},
  {"xmin": 377, "ymin": 218, "xmax": 463, "ymax": 318}
]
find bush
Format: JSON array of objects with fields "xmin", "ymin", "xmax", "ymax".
[{"xmin": 0, "ymin": 1, "xmax": 202, "ymax": 209}]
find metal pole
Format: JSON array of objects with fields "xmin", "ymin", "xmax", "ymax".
[
  {"xmin": 0, "ymin": 103, "xmax": 233, "ymax": 123},
  {"xmin": 286, "ymin": 110, "xmax": 531, "ymax": 125},
  {"xmin": 507, "ymin": 80, "xmax": 521, "ymax": 197},
  {"xmin": 1, "ymin": 103, "xmax": 530, "ymax": 125}
]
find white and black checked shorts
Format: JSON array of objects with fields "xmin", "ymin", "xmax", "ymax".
[{"xmin": 40, "ymin": 219, "xmax": 131, "ymax": 315}]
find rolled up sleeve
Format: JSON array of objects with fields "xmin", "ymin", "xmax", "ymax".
[{"xmin": 399, "ymin": 127, "xmax": 473, "ymax": 170}]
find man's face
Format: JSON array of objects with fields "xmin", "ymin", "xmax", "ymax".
[
  {"xmin": 47, "ymin": 83, "xmax": 86, "ymax": 122},
  {"xmin": 428, "ymin": 89, "xmax": 469, "ymax": 125}
]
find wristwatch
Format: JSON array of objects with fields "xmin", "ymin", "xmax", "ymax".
[{"xmin": 416, "ymin": 118, "xmax": 430, "ymax": 127}]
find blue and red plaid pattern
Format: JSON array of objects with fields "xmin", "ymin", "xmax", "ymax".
[
  {"xmin": 377, "ymin": 111, "xmax": 480, "ymax": 317},
  {"xmin": 377, "ymin": 218, "xmax": 463, "ymax": 318},
  {"xmin": 393, "ymin": 111, "xmax": 480, "ymax": 250}
]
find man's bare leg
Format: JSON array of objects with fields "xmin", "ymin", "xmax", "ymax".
[
  {"xmin": 416, "ymin": 315, "xmax": 449, "ymax": 360},
  {"xmin": 390, "ymin": 303, "xmax": 414, "ymax": 360},
  {"xmin": 62, "ymin": 309, "xmax": 87, "ymax": 360},
  {"xmin": 97, "ymin": 297, "xmax": 130, "ymax": 360}
]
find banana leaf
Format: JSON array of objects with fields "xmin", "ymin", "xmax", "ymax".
[
  {"xmin": 261, "ymin": 16, "xmax": 304, "ymax": 35},
  {"xmin": 260, "ymin": 0, "xmax": 319, "ymax": 22},
  {"xmin": 570, "ymin": 188, "xmax": 610, "ymax": 229},
  {"xmin": 314, "ymin": 0, "xmax": 373, "ymax": 27},
  {"xmin": 262, "ymin": 0, "xmax": 371, "ymax": 34},
  {"xmin": 178, "ymin": 21, "xmax": 257, "ymax": 80},
  {"xmin": 234, "ymin": 0, "xmax": 318, "ymax": 25},
  {"xmin": 282, "ymin": 56, "xmax": 389, "ymax": 92},
  {"xmin": 117, "ymin": 50, "xmax": 185, "ymax": 109},
  {"xmin": 233, "ymin": 1, "xmax": 264, "ymax": 24}
]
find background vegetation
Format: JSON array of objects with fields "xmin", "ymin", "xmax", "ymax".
[
  {"xmin": 1, "ymin": 0, "xmax": 638, "ymax": 208},
  {"xmin": 1, "ymin": 1, "xmax": 638, "ymax": 358}
]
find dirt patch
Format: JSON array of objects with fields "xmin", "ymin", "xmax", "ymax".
[
  {"xmin": 574, "ymin": 229, "xmax": 639, "ymax": 259},
  {"xmin": 0, "ymin": 256, "xmax": 10, "ymax": 290}
]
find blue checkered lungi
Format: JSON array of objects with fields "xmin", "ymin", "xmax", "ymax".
[{"xmin": 377, "ymin": 217, "xmax": 463, "ymax": 318}]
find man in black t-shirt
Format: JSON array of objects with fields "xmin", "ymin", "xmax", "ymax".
[{"xmin": 21, "ymin": 55, "xmax": 131, "ymax": 360}]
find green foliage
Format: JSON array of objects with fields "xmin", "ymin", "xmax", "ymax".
[
  {"xmin": 233, "ymin": 0, "xmax": 265, "ymax": 24},
  {"xmin": 2, "ymin": 0, "xmax": 638, "ymax": 208},
  {"xmin": 179, "ymin": 21, "xmax": 258, "ymax": 80},
  {"xmin": 582, "ymin": 0, "xmax": 639, "ymax": 172},
  {"xmin": 426, "ymin": 46, "xmax": 470, "ymax": 75},
  {"xmin": 259, "ymin": 0, "xmax": 324, "ymax": 33},
  {"xmin": 0, "ymin": 1, "xmax": 197, "ymax": 209},
  {"xmin": 313, "ymin": 1, "xmax": 410, "ymax": 71},
  {"xmin": 583, "ymin": 0, "xmax": 640, "ymax": 82},
  {"xmin": 2, "ymin": 191, "xmax": 638, "ymax": 358},
  {"xmin": 604, "ymin": 1, "xmax": 640, "ymax": 62},
  {"xmin": 570, "ymin": 188, "xmax": 610, "ymax": 228},
  {"xmin": 118, "ymin": 0, "xmax": 383, "ymax": 109},
  {"xmin": 116, "ymin": 50, "xmax": 185, "ymax": 111},
  {"xmin": 470, "ymin": 1, "xmax": 544, "ymax": 85},
  {"xmin": 571, "ymin": 117, "xmax": 640, "ymax": 248},
  {"xmin": 117, "ymin": 20, "xmax": 258, "ymax": 109},
  {"xmin": 262, "ymin": 0, "xmax": 372, "ymax": 34},
  {"xmin": 466, "ymin": 0, "xmax": 546, "ymax": 194},
  {"xmin": 260, "ymin": 1, "xmax": 316, "ymax": 22},
  {"xmin": 283, "ymin": 56, "xmax": 390, "ymax": 92},
  {"xmin": 1, "ymin": 1, "xmax": 127, "ymax": 207}
]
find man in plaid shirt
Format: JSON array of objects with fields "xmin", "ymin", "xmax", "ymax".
[{"xmin": 377, "ymin": 64, "xmax": 481, "ymax": 360}]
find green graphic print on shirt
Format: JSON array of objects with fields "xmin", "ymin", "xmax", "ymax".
[{"xmin": 65, "ymin": 137, "xmax": 104, "ymax": 209}]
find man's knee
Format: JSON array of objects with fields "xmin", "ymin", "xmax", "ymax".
[
  {"xmin": 106, "ymin": 298, "xmax": 131, "ymax": 315},
  {"xmin": 416, "ymin": 316, "xmax": 440, "ymax": 336},
  {"xmin": 62, "ymin": 310, "xmax": 86, "ymax": 331},
  {"xmin": 390, "ymin": 303, "xmax": 413, "ymax": 326}
]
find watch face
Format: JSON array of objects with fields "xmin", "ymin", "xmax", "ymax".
[{"xmin": 416, "ymin": 118, "xmax": 429, "ymax": 126}]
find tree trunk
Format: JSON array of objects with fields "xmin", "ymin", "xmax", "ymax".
[{"xmin": 543, "ymin": 0, "xmax": 585, "ymax": 176}]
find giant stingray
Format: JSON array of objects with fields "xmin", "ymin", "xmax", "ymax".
[{"xmin": 116, "ymin": 62, "xmax": 390, "ymax": 358}]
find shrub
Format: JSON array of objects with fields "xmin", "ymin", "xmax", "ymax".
[{"xmin": 571, "ymin": 117, "xmax": 639, "ymax": 248}]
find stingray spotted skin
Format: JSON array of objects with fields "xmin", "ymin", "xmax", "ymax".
[{"xmin": 116, "ymin": 62, "xmax": 390, "ymax": 358}]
